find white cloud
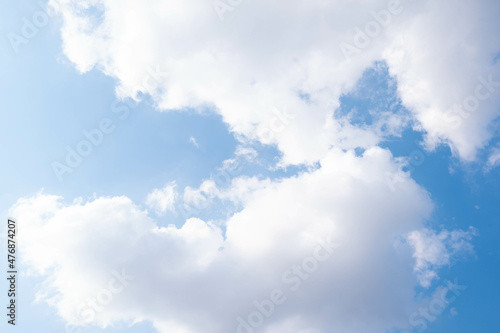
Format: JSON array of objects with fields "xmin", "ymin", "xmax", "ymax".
[
  {"xmin": 9, "ymin": 148, "xmax": 476, "ymax": 333},
  {"xmin": 189, "ymin": 136, "xmax": 199, "ymax": 149},
  {"xmin": 17, "ymin": 0, "xmax": 489, "ymax": 331},
  {"xmin": 183, "ymin": 176, "xmax": 271, "ymax": 211},
  {"xmin": 383, "ymin": 1, "xmax": 500, "ymax": 161},
  {"xmin": 49, "ymin": 0, "xmax": 500, "ymax": 164},
  {"xmin": 183, "ymin": 180, "xmax": 216, "ymax": 209},
  {"xmin": 407, "ymin": 227, "xmax": 477, "ymax": 287},
  {"xmin": 145, "ymin": 182, "xmax": 178, "ymax": 215},
  {"xmin": 11, "ymin": 194, "xmax": 223, "ymax": 328},
  {"xmin": 219, "ymin": 145, "xmax": 259, "ymax": 173},
  {"xmin": 485, "ymin": 145, "xmax": 500, "ymax": 171}
]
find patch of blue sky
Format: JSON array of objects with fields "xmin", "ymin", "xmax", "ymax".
[
  {"xmin": 337, "ymin": 61, "xmax": 408, "ymax": 129},
  {"xmin": 77, "ymin": 2, "xmax": 106, "ymax": 33}
]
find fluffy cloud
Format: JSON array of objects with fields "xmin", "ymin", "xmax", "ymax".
[
  {"xmin": 407, "ymin": 227, "xmax": 477, "ymax": 287},
  {"xmin": 383, "ymin": 1, "xmax": 500, "ymax": 161},
  {"xmin": 12, "ymin": 194, "xmax": 223, "ymax": 328},
  {"xmin": 146, "ymin": 182, "xmax": 178, "ymax": 215},
  {"xmin": 183, "ymin": 176, "xmax": 271, "ymax": 210},
  {"xmin": 49, "ymin": 0, "xmax": 500, "ymax": 164},
  {"xmin": 15, "ymin": 0, "xmax": 491, "ymax": 332},
  {"xmin": 485, "ymin": 144, "xmax": 500, "ymax": 172},
  {"xmin": 10, "ymin": 148, "xmax": 475, "ymax": 333}
]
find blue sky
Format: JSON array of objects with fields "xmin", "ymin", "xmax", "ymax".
[{"xmin": 1, "ymin": 0, "xmax": 500, "ymax": 333}]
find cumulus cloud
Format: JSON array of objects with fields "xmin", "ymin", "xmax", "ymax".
[
  {"xmin": 10, "ymin": 148, "xmax": 475, "ymax": 333},
  {"xmin": 183, "ymin": 179, "xmax": 218, "ymax": 209},
  {"xmin": 145, "ymin": 182, "xmax": 178, "ymax": 215},
  {"xmin": 14, "ymin": 0, "xmax": 490, "ymax": 332},
  {"xmin": 383, "ymin": 1, "xmax": 500, "ymax": 161},
  {"xmin": 12, "ymin": 193, "xmax": 223, "ymax": 328},
  {"xmin": 49, "ymin": 0, "xmax": 500, "ymax": 164}
]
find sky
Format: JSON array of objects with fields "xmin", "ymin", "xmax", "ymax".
[{"xmin": 0, "ymin": 0, "xmax": 499, "ymax": 332}]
